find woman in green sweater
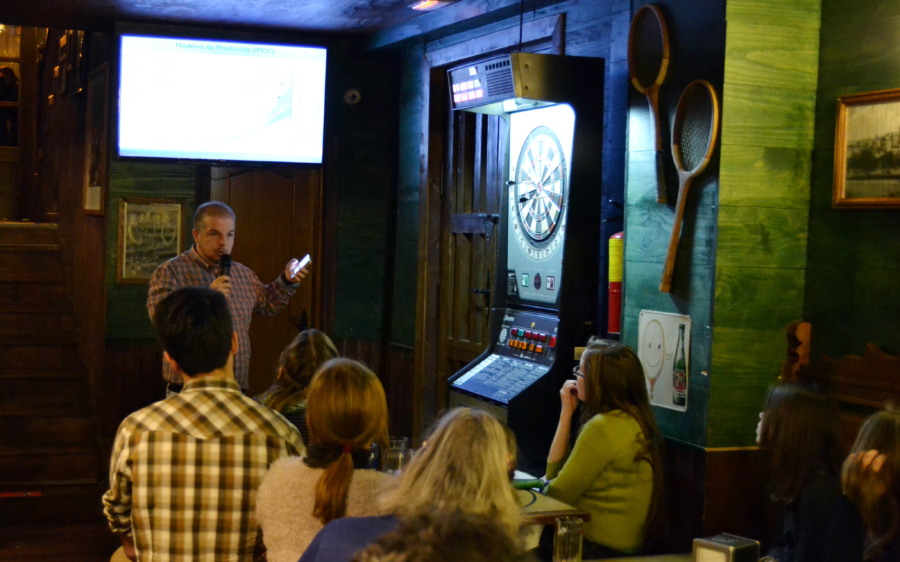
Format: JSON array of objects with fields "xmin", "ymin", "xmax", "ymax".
[{"xmin": 541, "ymin": 338, "xmax": 663, "ymax": 559}]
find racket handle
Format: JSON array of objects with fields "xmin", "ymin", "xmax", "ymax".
[
  {"xmin": 655, "ymin": 150, "xmax": 667, "ymax": 203},
  {"xmin": 660, "ymin": 176, "xmax": 692, "ymax": 293}
]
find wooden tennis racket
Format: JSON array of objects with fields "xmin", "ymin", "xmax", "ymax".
[
  {"xmin": 659, "ymin": 80, "xmax": 719, "ymax": 293},
  {"xmin": 628, "ymin": 4, "xmax": 670, "ymax": 204}
]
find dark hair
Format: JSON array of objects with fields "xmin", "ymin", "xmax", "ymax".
[
  {"xmin": 152, "ymin": 287, "xmax": 234, "ymax": 377},
  {"xmin": 759, "ymin": 382, "xmax": 843, "ymax": 504},
  {"xmin": 844, "ymin": 408, "xmax": 900, "ymax": 559},
  {"xmin": 257, "ymin": 329, "xmax": 340, "ymax": 412},
  {"xmin": 193, "ymin": 201, "xmax": 236, "ymax": 231},
  {"xmin": 579, "ymin": 337, "xmax": 664, "ymax": 527},
  {"xmin": 351, "ymin": 510, "xmax": 535, "ymax": 562}
]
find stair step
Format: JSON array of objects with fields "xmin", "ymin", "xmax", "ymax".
[
  {"xmin": 0, "ymin": 313, "xmax": 76, "ymax": 344},
  {"xmin": 0, "ymin": 282, "xmax": 71, "ymax": 313},
  {"xmin": 0, "ymin": 222, "xmax": 59, "ymax": 246},
  {"xmin": 0, "ymin": 250, "xmax": 65, "ymax": 282},
  {"xmin": 0, "ymin": 446, "xmax": 101, "ymax": 484},
  {"xmin": 0, "ymin": 482, "xmax": 108, "ymax": 526},
  {"xmin": 0, "ymin": 523, "xmax": 119, "ymax": 562},
  {"xmin": 0, "ymin": 345, "xmax": 80, "ymax": 370},
  {"xmin": 0, "ymin": 416, "xmax": 95, "ymax": 447},
  {"xmin": 0, "ymin": 376, "xmax": 90, "ymax": 409}
]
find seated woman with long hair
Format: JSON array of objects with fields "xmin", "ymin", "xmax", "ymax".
[
  {"xmin": 256, "ymin": 358, "xmax": 389, "ymax": 562},
  {"xmin": 298, "ymin": 407, "xmax": 522, "ymax": 562},
  {"xmin": 255, "ymin": 329, "xmax": 340, "ymax": 446},
  {"xmin": 823, "ymin": 408, "xmax": 900, "ymax": 562},
  {"xmin": 757, "ymin": 382, "xmax": 844, "ymax": 562},
  {"xmin": 541, "ymin": 338, "xmax": 663, "ymax": 559}
]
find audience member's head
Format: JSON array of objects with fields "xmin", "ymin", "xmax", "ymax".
[
  {"xmin": 258, "ymin": 329, "xmax": 340, "ymax": 411},
  {"xmin": 152, "ymin": 287, "xmax": 235, "ymax": 377},
  {"xmin": 379, "ymin": 407, "xmax": 521, "ymax": 532},
  {"xmin": 578, "ymin": 337, "xmax": 663, "ymax": 525},
  {"xmin": 351, "ymin": 510, "xmax": 535, "ymax": 562},
  {"xmin": 843, "ymin": 408, "xmax": 900, "ymax": 558},
  {"xmin": 759, "ymin": 382, "xmax": 844, "ymax": 504},
  {"xmin": 306, "ymin": 358, "xmax": 388, "ymax": 524}
]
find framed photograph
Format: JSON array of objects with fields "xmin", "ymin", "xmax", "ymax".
[
  {"xmin": 83, "ymin": 64, "xmax": 108, "ymax": 215},
  {"xmin": 117, "ymin": 198, "xmax": 186, "ymax": 285},
  {"xmin": 834, "ymin": 89, "xmax": 900, "ymax": 208}
]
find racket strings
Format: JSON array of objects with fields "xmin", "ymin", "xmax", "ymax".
[
  {"xmin": 676, "ymin": 87, "xmax": 715, "ymax": 172},
  {"xmin": 631, "ymin": 12, "xmax": 665, "ymax": 89}
]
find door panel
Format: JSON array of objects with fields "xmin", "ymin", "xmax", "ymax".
[
  {"xmin": 211, "ymin": 167, "xmax": 322, "ymax": 396},
  {"xmin": 437, "ymin": 111, "xmax": 506, "ymax": 404}
]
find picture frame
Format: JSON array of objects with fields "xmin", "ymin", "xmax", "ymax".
[
  {"xmin": 83, "ymin": 64, "xmax": 108, "ymax": 215},
  {"xmin": 834, "ymin": 89, "xmax": 900, "ymax": 209},
  {"xmin": 117, "ymin": 198, "xmax": 187, "ymax": 285}
]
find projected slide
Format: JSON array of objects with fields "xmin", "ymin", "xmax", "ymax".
[{"xmin": 118, "ymin": 36, "xmax": 327, "ymax": 163}]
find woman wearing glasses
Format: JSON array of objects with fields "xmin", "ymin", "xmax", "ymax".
[{"xmin": 540, "ymin": 338, "xmax": 663, "ymax": 560}]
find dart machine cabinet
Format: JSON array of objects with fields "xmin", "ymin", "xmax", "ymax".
[{"xmin": 446, "ymin": 53, "xmax": 605, "ymax": 474}]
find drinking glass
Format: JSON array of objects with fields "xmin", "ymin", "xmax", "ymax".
[
  {"xmin": 553, "ymin": 516, "xmax": 583, "ymax": 562},
  {"xmin": 381, "ymin": 436, "xmax": 410, "ymax": 474}
]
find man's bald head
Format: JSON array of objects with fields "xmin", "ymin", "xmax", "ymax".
[{"xmin": 194, "ymin": 202, "xmax": 236, "ymax": 232}]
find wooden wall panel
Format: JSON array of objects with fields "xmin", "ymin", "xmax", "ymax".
[
  {"xmin": 711, "ymin": 0, "xmax": 821, "ymax": 447},
  {"xmin": 623, "ymin": 0, "xmax": 725, "ymax": 448},
  {"xmin": 804, "ymin": 0, "xmax": 900, "ymax": 361}
]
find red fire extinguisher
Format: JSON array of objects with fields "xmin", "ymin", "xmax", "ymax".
[{"xmin": 608, "ymin": 232, "xmax": 623, "ymax": 337}]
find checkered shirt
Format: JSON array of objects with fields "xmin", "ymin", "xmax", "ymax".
[
  {"xmin": 147, "ymin": 245, "xmax": 296, "ymax": 390},
  {"xmin": 102, "ymin": 377, "xmax": 305, "ymax": 562}
]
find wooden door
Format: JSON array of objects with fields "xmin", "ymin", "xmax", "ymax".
[
  {"xmin": 435, "ymin": 111, "xmax": 507, "ymax": 408},
  {"xmin": 211, "ymin": 167, "xmax": 324, "ymax": 396}
]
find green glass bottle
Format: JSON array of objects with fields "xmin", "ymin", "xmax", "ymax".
[{"xmin": 672, "ymin": 324, "xmax": 687, "ymax": 407}]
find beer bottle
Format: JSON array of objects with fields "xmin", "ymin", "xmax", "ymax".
[{"xmin": 672, "ymin": 324, "xmax": 687, "ymax": 407}]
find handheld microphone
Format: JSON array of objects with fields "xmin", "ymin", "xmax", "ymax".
[{"xmin": 220, "ymin": 254, "xmax": 232, "ymax": 277}]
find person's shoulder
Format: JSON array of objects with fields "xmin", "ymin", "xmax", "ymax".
[
  {"xmin": 321, "ymin": 515, "xmax": 398, "ymax": 535},
  {"xmin": 241, "ymin": 394, "xmax": 302, "ymax": 437},
  {"xmin": 264, "ymin": 455, "xmax": 314, "ymax": 484},
  {"xmin": 118, "ymin": 396, "xmax": 181, "ymax": 433},
  {"xmin": 581, "ymin": 410, "xmax": 642, "ymax": 439}
]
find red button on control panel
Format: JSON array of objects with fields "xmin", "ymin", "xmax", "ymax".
[
  {"xmin": 548, "ymin": 336, "xmax": 557, "ymax": 349},
  {"xmin": 539, "ymin": 333, "xmax": 547, "ymax": 342},
  {"xmin": 524, "ymin": 331, "xmax": 532, "ymax": 339}
]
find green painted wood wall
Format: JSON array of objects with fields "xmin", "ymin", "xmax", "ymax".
[
  {"xmin": 105, "ymin": 160, "xmax": 196, "ymax": 339},
  {"xmin": 709, "ymin": 0, "xmax": 821, "ymax": 447},
  {"xmin": 804, "ymin": 0, "xmax": 900, "ymax": 360},
  {"xmin": 623, "ymin": 0, "xmax": 726, "ymax": 447}
]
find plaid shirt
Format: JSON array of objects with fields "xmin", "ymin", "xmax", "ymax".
[
  {"xmin": 147, "ymin": 246, "xmax": 296, "ymax": 389},
  {"xmin": 102, "ymin": 377, "xmax": 305, "ymax": 562}
]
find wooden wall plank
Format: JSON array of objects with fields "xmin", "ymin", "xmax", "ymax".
[
  {"xmin": 726, "ymin": 0, "xmax": 821, "ymax": 28},
  {"xmin": 718, "ymin": 145, "xmax": 811, "ymax": 208},
  {"xmin": 714, "ymin": 267, "xmax": 805, "ymax": 330},
  {"xmin": 716, "ymin": 207, "xmax": 809, "ymax": 269},
  {"xmin": 720, "ymin": 83, "xmax": 817, "ymax": 150},
  {"xmin": 723, "ymin": 22, "xmax": 820, "ymax": 90}
]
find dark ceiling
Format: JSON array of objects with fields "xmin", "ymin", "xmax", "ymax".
[{"xmin": 0, "ymin": 0, "xmax": 434, "ymax": 36}]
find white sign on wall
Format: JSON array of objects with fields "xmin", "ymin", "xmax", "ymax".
[{"xmin": 638, "ymin": 310, "xmax": 691, "ymax": 412}]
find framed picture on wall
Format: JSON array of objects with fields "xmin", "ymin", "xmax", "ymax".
[
  {"xmin": 834, "ymin": 89, "xmax": 900, "ymax": 209},
  {"xmin": 83, "ymin": 64, "xmax": 109, "ymax": 215},
  {"xmin": 117, "ymin": 198, "xmax": 186, "ymax": 285}
]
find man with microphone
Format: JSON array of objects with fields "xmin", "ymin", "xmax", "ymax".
[{"xmin": 148, "ymin": 201, "xmax": 308, "ymax": 395}]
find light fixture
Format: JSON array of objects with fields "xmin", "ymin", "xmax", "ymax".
[{"xmin": 410, "ymin": 0, "xmax": 449, "ymax": 11}]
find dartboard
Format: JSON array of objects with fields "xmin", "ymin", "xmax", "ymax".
[{"xmin": 511, "ymin": 126, "xmax": 568, "ymax": 260}]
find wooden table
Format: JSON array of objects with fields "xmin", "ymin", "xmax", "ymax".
[{"xmin": 518, "ymin": 489, "xmax": 591, "ymax": 526}]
